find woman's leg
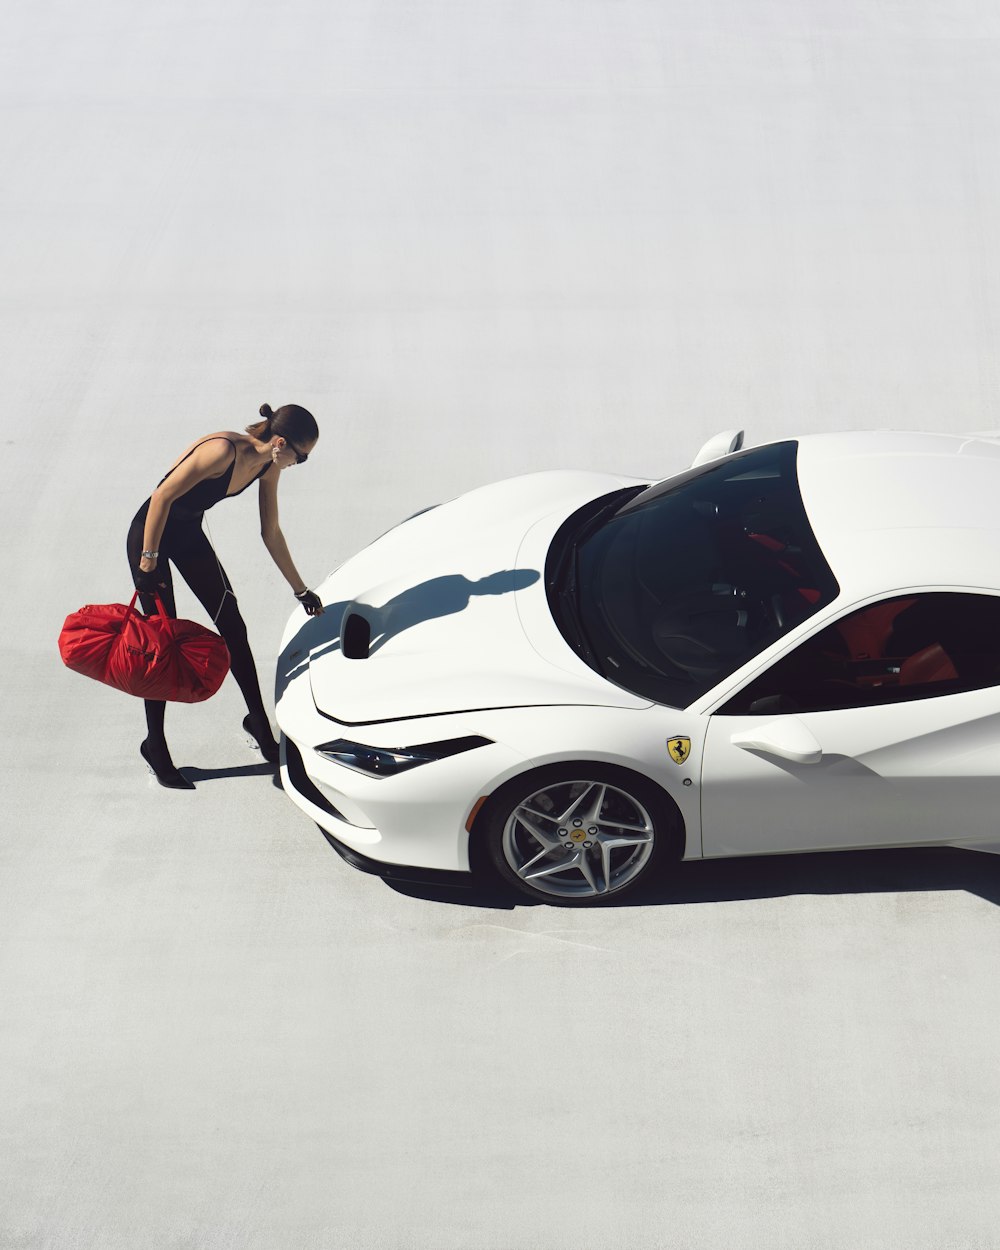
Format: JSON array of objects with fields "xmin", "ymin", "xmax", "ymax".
[
  {"xmin": 126, "ymin": 506, "xmax": 187, "ymax": 783},
  {"xmin": 171, "ymin": 530, "xmax": 278, "ymax": 760}
]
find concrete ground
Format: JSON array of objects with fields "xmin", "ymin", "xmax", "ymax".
[{"xmin": 4, "ymin": 1, "xmax": 1000, "ymax": 1246}]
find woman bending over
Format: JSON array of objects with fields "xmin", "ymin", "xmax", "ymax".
[{"xmin": 127, "ymin": 402, "xmax": 324, "ymax": 790}]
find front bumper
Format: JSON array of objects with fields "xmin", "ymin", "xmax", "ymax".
[
  {"xmin": 277, "ymin": 700, "xmax": 528, "ymax": 872},
  {"xmin": 283, "ymin": 736, "xmax": 475, "ymax": 885}
]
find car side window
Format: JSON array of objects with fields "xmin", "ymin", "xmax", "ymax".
[{"xmin": 720, "ymin": 592, "xmax": 1000, "ymax": 714}]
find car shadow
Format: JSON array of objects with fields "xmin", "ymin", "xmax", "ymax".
[{"xmin": 374, "ymin": 845, "xmax": 1000, "ymax": 911}]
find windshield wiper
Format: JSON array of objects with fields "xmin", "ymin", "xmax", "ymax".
[
  {"xmin": 547, "ymin": 492, "xmax": 640, "ymax": 680},
  {"xmin": 548, "ymin": 487, "xmax": 644, "ymax": 588},
  {"xmin": 557, "ymin": 545, "xmax": 605, "ymax": 674}
]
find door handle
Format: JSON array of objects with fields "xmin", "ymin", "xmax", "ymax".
[{"xmin": 730, "ymin": 718, "xmax": 822, "ymax": 765}]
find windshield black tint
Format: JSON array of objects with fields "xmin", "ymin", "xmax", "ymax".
[{"xmin": 561, "ymin": 442, "xmax": 838, "ymax": 707}]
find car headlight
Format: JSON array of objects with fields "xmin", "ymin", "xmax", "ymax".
[{"xmin": 314, "ymin": 735, "xmax": 492, "ymax": 777}]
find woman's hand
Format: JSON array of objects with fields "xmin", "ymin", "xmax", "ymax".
[
  {"xmin": 135, "ymin": 557, "xmax": 166, "ymax": 595},
  {"xmin": 295, "ymin": 588, "xmax": 324, "ymax": 616},
  {"xmin": 135, "ymin": 565, "xmax": 168, "ymax": 596}
]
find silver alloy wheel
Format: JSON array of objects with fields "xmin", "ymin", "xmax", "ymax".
[{"xmin": 501, "ymin": 779, "xmax": 656, "ymax": 900}]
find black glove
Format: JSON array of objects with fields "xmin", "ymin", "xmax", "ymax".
[
  {"xmin": 295, "ymin": 588, "xmax": 324, "ymax": 616},
  {"xmin": 134, "ymin": 567, "xmax": 168, "ymax": 598}
]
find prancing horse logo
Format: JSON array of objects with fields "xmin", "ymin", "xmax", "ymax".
[{"xmin": 667, "ymin": 736, "xmax": 691, "ymax": 765}]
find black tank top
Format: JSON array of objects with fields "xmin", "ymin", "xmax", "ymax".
[{"xmin": 159, "ymin": 436, "xmax": 269, "ymax": 521}]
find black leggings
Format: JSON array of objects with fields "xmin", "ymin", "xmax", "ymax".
[{"xmin": 127, "ymin": 503, "xmax": 267, "ymax": 745}]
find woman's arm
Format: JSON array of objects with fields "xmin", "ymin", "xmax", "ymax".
[
  {"xmin": 258, "ymin": 468, "xmax": 323, "ymax": 612},
  {"xmin": 139, "ymin": 438, "xmax": 236, "ymax": 571},
  {"xmin": 139, "ymin": 493, "xmax": 174, "ymax": 570}
]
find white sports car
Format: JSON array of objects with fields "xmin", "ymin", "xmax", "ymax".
[{"xmin": 276, "ymin": 429, "xmax": 1000, "ymax": 905}]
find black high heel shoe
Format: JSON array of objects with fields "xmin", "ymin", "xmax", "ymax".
[
  {"xmin": 243, "ymin": 714, "xmax": 280, "ymax": 765},
  {"xmin": 140, "ymin": 739, "xmax": 195, "ymax": 790}
]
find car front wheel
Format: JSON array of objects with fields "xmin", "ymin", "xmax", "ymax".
[{"xmin": 483, "ymin": 764, "xmax": 681, "ymax": 905}]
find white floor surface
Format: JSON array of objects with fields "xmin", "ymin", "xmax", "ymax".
[{"xmin": 4, "ymin": 2, "xmax": 1000, "ymax": 1246}]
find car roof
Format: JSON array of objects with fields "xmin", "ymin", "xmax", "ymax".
[{"xmin": 793, "ymin": 430, "xmax": 1000, "ymax": 601}]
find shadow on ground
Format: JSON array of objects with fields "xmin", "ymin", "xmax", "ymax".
[
  {"xmin": 348, "ymin": 845, "xmax": 1000, "ymax": 912},
  {"xmin": 182, "ymin": 762, "xmax": 275, "ymax": 783}
]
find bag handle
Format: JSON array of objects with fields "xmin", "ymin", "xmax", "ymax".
[{"xmin": 127, "ymin": 590, "xmax": 176, "ymax": 641}]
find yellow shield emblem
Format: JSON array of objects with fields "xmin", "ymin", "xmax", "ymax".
[{"xmin": 667, "ymin": 736, "xmax": 691, "ymax": 766}]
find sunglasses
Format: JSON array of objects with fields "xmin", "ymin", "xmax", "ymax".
[{"xmin": 284, "ymin": 441, "xmax": 309, "ymax": 465}]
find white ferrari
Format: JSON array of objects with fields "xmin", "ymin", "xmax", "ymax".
[{"xmin": 276, "ymin": 429, "xmax": 1000, "ymax": 905}]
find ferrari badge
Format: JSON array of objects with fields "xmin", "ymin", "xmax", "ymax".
[{"xmin": 667, "ymin": 736, "xmax": 691, "ymax": 765}]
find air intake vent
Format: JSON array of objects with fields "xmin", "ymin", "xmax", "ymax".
[{"xmin": 342, "ymin": 611, "xmax": 371, "ymax": 660}]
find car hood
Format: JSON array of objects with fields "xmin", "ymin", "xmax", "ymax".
[{"xmin": 302, "ymin": 470, "xmax": 651, "ymax": 725}]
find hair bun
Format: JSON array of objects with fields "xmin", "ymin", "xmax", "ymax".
[{"xmin": 259, "ymin": 403, "xmax": 274, "ymax": 420}]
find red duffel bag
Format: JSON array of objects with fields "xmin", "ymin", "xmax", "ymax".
[{"xmin": 58, "ymin": 592, "xmax": 230, "ymax": 703}]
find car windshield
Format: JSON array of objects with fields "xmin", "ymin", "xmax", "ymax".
[{"xmin": 549, "ymin": 441, "xmax": 839, "ymax": 707}]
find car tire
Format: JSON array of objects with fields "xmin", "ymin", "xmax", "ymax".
[{"xmin": 480, "ymin": 763, "xmax": 682, "ymax": 906}]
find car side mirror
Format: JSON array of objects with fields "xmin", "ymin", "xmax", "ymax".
[
  {"xmin": 747, "ymin": 694, "xmax": 793, "ymax": 714},
  {"xmin": 691, "ymin": 429, "xmax": 745, "ymax": 468}
]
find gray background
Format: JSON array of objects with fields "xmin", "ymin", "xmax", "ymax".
[{"xmin": 4, "ymin": 2, "xmax": 1000, "ymax": 1246}]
